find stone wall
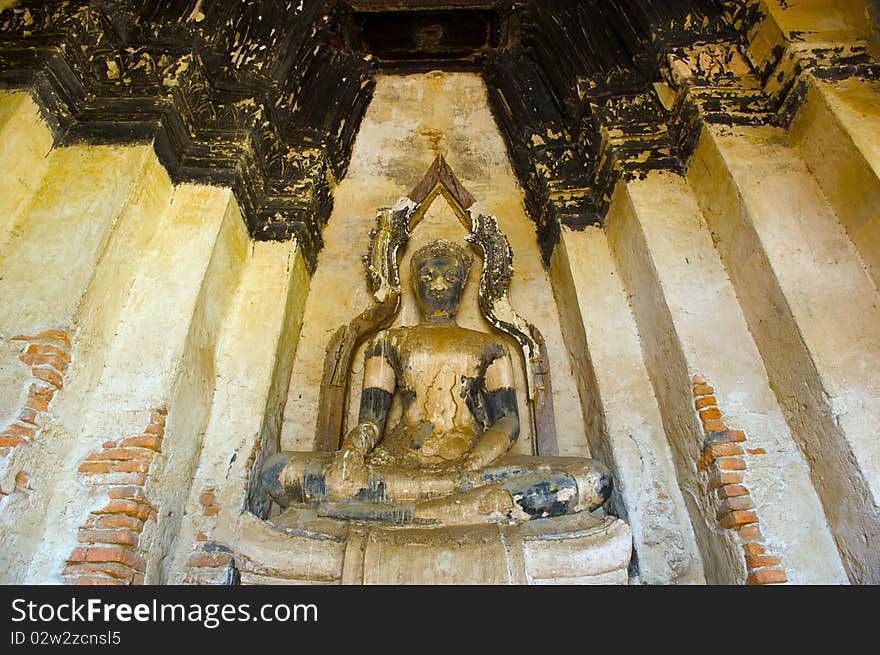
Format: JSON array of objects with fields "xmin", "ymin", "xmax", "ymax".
[
  {"xmin": 0, "ymin": 101, "xmax": 310, "ymax": 582},
  {"xmin": 0, "ymin": 0, "xmax": 878, "ymax": 584}
]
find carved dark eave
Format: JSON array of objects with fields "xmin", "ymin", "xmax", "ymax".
[
  {"xmin": 3, "ymin": 1, "xmax": 872, "ymax": 268},
  {"xmin": 483, "ymin": 0, "xmax": 749, "ymax": 262},
  {"xmin": 0, "ymin": 1, "xmax": 377, "ymax": 270}
]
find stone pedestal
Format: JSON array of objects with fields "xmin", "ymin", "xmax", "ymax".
[{"xmin": 234, "ymin": 510, "xmax": 632, "ymax": 585}]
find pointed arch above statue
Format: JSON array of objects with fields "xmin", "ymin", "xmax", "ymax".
[{"xmin": 316, "ymin": 155, "xmax": 558, "ymax": 456}]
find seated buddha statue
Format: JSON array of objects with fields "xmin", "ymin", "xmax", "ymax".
[{"xmin": 261, "ymin": 239, "xmax": 612, "ymax": 525}]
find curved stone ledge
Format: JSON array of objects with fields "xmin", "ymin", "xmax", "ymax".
[{"xmin": 234, "ymin": 509, "xmax": 631, "ymax": 585}]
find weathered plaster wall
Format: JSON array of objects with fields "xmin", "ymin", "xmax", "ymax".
[
  {"xmin": 789, "ymin": 75, "xmax": 880, "ymax": 289},
  {"xmin": 280, "ymin": 72, "xmax": 589, "ymax": 459},
  {"xmin": 688, "ymin": 123, "xmax": 880, "ymax": 583},
  {"xmin": 0, "ymin": 94, "xmax": 316, "ymax": 583},
  {"xmin": 605, "ymin": 171, "xmax": 847, "ymax": 584},
  {"xmin": 550, "ymin": 226, "xmax": 705, "ymax": 584},
  {"xmin": 1, "ymin": 0, "xmax": 879, "ymax": 585},
  {"xmin": 0, "ymin": 91, "xmax": 52, "ymax": 254}
]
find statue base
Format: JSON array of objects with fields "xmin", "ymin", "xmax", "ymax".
[{"xmin": 234, "ymin": 509, "xmax": 632, "ymax": 584}]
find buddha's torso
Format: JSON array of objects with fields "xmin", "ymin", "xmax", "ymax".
[{"xmin": 367, "ymin": 323, "xmax": 507, "ymax": 468}]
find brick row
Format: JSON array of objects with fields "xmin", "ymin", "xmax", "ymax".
[
  {"xmin": 693, "ymin": 373, "xmax": 788, "ymax": 585},
  {"xmin": 63, "ymin": 410, "xmax": 166, "ymax": 586}
]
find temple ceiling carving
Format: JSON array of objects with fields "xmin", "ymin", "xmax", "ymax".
[{"xmin": 0, "ymin": 1, "xmax": 794, "ymax": 267}]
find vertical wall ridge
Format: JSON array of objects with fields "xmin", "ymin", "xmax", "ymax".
[{"xmin": 687, "ymin": 122, "xmax": 880, "ymax": 583}]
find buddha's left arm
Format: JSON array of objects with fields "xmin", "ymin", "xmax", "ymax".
[{"xmin": 466, "ymin": 345, "xmax": 520, "ymax": 470}]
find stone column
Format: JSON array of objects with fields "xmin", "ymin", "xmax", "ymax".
[
  {"xmin": 19, "ymin": 174, "xmax": 249, "ymax": 583},
  {"xmin": 688, "ymin": 121, "xmax": 880, "ymax": 583},
  {"xmin": 170, "ymin": 240, "xmax": 310, "ymax": 585},
  {"xmin": 604, "ymin": 170, "xmax": 847, "ymax": 584},
  {"xmin": 0, "ymin": 142, "xmax": 169, "ymax": 582},
  {"xmin": 664, "ymin": 30, "xmax": 880, "ymax": 582},
  {"xmin": 550, "ymin": 225, "xmax": 705, "ymax": 584},
  {"xmin": 789, "ymin": 64, "xmax": 880, "ymax": 287}
]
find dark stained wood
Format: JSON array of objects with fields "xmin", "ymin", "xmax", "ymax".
[
  {"xmin": 407, "ymin": 154, "xmax": 475, "ymax": 210},
  {"xmin": 315, "ymin": 292, "xmax": 401, "ymax": 452},
  {"xmin": 348, "ymin": 1, "xmax": 498, "ymax": 12},
  {"xmin": 527, "ymin": 325, "xmax": 558, "ymax": 457},
  {"xmin": 0, "ymin": 0, "xmax": 754, "ymax": 265}
]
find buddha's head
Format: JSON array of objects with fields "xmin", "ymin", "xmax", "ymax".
[{"xmin": 410, "ymin": 239, "xmax": 473, "ymax": 322}]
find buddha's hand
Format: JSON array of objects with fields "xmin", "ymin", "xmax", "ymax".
[
  {"xmin": 462, "ymin": 451, "xmax": 486, "ymax": 472},
  {"xmin": 463, "ymin": 427, "xmax": 510, "ymax": 471},
  {"xmin": 325, "ymin": 448, "xmax": 371, "ymax": 499}
]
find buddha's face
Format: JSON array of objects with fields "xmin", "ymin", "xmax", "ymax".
[{"xmin": 413, "ymin": 255, "xmax": 466, "ymax": 321}]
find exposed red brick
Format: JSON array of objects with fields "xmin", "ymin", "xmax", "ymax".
[
  {"xmin": 718, "ymin": 496, "xmax": 755, "ymax": 514},
  {"xmin": 718, "ymin": 510, "xmax": 759, "ymax": 529},
  {"xmin": 703, "ymin": 419, "xmax": 727, "ymax": 432},
  {"xmin": 109, "ymin": 460, "xmax": 149, "ymax": 473},
  {"xmin": 95, "ymin": 514, "xmax": 144, "ymax": 532},
  {"xmin": 29, "ymin": 384, "xmax": 55, "ymax": 402},
  {"xmin": 73, "ymin": 576, "xmax": 124, "ymax": 586},
  {"xmin": 742, "ymin": 542, "xmax": 766, "ymax": 556},
  {"xmin": 747, "ymin": 569, "xmax": 787, "ymax": 585},
  {"xmin": 107, "ymin": 486, "xmax": 147, "ymax": 501},
  {"xmin": 196, "ymin": 532, "xmax": 209, "ymax": 542},
  {"xmin": 199, "ymin": 491, "xmax": 217, "ymax": 507},
  {"xmin": 63, "ymin": 562, "xmax": 137, "ymax": 581},
  {"xmin": 203, "ymin": 506, "xmax": 220, "ymax": 517},
  {"xmin": 717, "ymin": 457, "xmax": 746, "ymax": 471},
  {"xmin": 18, "ymin": 408, "xmax": 38, "ymax": 425},
  {"xmin": 694, "ymin": 396, "xmax": 717, "ymax": 409},
  {"xmin": 85, "ymin": 448, "xmax": 152, "ymax": 462},
  {"xmin": 726, "ymin": 430, "xmax": 746, "ymax": 443},
  {"xmin": 119, "ymin": 435, "xmax": 162, "ymax": 451},
  {"xmin": 20, "ymin": 352, "xmax": 69, "ymax": 372},
  {"xmin": 746, "ymin": 448, "xmax": 766, "ymax": 455},
  {"xmin": 33, "ymin": 368, "xmax": 63, "ymax": 389},
  {"xmin": 707, "ymin": 470, "xmax": 744, "ymax": 490},
  {"xmin": 735, "ymin": 524, "xmax": 764, "ymax": 542},
  {"xmin": 92, "ymin": 500, "xmax": 152, "ymax": 521},
  {"xmin": 699, "ymin": 407, "xmax": 722, "ymax": 422},
  {"xmin": 65, "ymin": 410, "xmax": 163, "ymax": 587},
  {"xmin": 78, "ymin": 461, "xmax": 112, "ymax": 474},
  {"xmin": 82, "ymin": 472, "xmax": 146, "ymax": 486},
  {"xmin": 24, "ymin": 343, "xmax": 71, "ymax": 362},
  {"xmin": 77, "ymin": 528, "xmax": 140, "ymax": 548},
  {"xmin": 716, "ymin": 484, "xmax": 750, "ymax": 499},
  {"xmin": 14, "ymin": 472, "xmax": 31, "ymax": 491},
  {"xmin": 705, "ymin": 442, "xmax": 745, "ymax": 463},
  {"xmin": 746, "ymin": 553, "xmax": 783, "ymax": 569},
  {"xmin": 0, "ymin": 436, "xmax": 25, "ymax": 448},
  {"xmin": 692, "ymin": 384, "xmax": 714, "ymax": 397},
  {"xmin": 14, "ymin": 330, "xmax": 72, "ymax": 348},
  {"xmin": 67, "ymin": 546, "xmax": 145, "ymax": 571},
  {"xmin": 26, "ymin": 396, "xmax": 49, "ymax": 413},
  {"xmin": 187, "ymin": 552, "xmax": 233, "ymax": 568},
  {"xmin": 4, "ymin": 423, "xmax": 35, "ymax": 440}
]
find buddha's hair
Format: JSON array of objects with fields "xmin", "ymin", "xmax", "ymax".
[{"xmin": 410, "ymin": 238, "xmax": 474, "ymax": 280}]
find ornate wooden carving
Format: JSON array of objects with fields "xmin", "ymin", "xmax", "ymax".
[{"xmin": 0, "ymin": 1, "xmax": 757, "ymax": 265}]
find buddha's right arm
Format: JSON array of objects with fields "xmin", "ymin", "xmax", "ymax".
[{"xmin": 341, "ymin": 348, "xmax": 397, "ymax": 455}]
